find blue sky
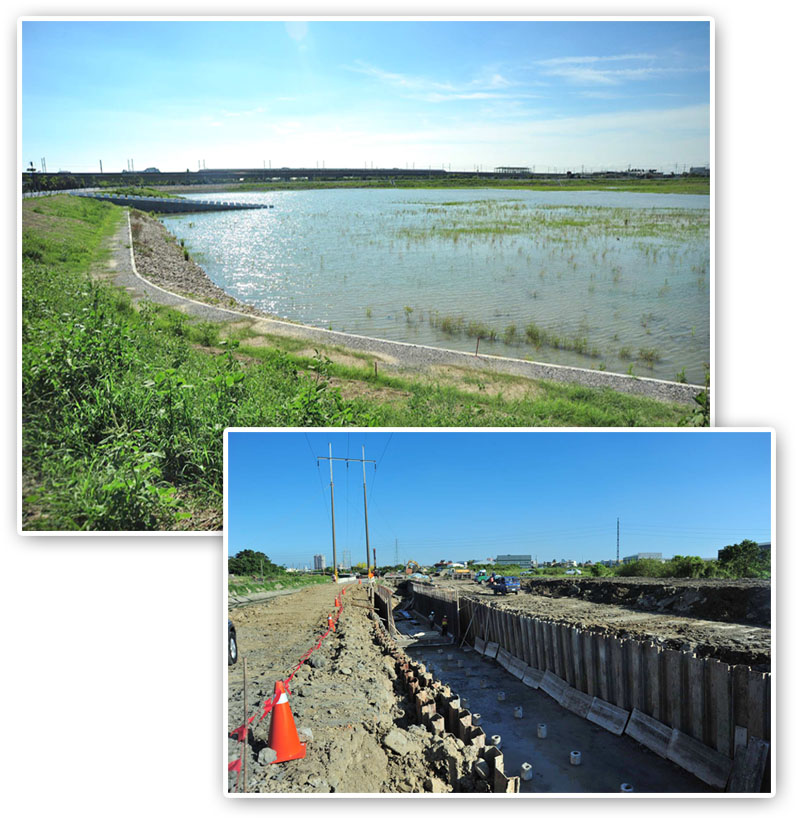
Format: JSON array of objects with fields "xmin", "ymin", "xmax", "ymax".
[
  {"xmin": 226, "ymin": 431, "xmax": 770, "ymax": 568},
  {"xmin": 22, "ymin": 19, "xmax": 710, "ymax": 173}
]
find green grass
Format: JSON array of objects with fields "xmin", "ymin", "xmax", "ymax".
[
  {"xmin": 102, "ymin": 186, "xmax": 182, "ymax": 199},
  {"xmin": 228, "ymin": 573, "xmax": 329, "ymax": 596},
  {"xmin": 22, "ymin": 195, "xmax": 698, "ymax": 530},
  {"xmin": 233, "ymin": 176, "xmax": 709, "ymax": 195}
]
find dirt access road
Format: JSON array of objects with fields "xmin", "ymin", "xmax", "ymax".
[
  {"xmin": 430, "ymin": 577, "xmax": 771, "ymax": 671},
  {"xmin": 227, "ymin": 583, "xmax": 483, "ymax": 793}
]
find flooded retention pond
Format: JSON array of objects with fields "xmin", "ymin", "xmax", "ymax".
[{"xmin": 163, "ymin": 188, "xmax": 710, "ymax": 384}]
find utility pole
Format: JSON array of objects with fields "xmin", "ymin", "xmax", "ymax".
[
  {"xmin": 99, "ymin": 160, "xmax": 103, "ymax": 173},
  {"xmin": 616, "ymin": 518, "xmax": 620, "ymax": 565},
  {"xmin": 317, "ymin": 444, "xmax": 376, "ymax": 580},
  {"xmin": 361, "ymin": 445, "xmax": 372, "ymax": 575}
]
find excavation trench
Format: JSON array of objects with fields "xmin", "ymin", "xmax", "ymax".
[
  {"xmin": 391, "ymin": 581, "xmax": 770, "ymax": 793},
  {"xmin": 404, "ymin": 640, "xmax": 711, "ymax": 794}
]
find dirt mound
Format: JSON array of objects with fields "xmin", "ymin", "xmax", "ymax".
[
  {"xmin": 228, "ymin": 585, "xmax": 482, "ymax": 793},
  {"xmin": 522, "ymin": 577, "xmax": 771, "ymax": 626}
]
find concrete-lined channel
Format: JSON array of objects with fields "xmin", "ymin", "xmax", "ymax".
[
  {"xmin": 405, "ymin": 641, "xmax": 711, "ymax": 794},
  {"xmin": 385, "ymin": 581, "xmax": 770, "ymax": 792}
]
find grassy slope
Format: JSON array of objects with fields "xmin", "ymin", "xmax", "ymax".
[
  {"xmin": 21, "ymin": 195, "xmax": 695, "ymax": 531},
  {"xmin": 102, "ymin": 186, "xmax": 182, "ymax": 198},
  {"xmin": 233, "ymin": 176, "xmax": 710, "ymax": 195}
]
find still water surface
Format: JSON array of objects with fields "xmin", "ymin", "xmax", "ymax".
[{"xmin": 162, "ymin": 188, "xmax": 710, "ymax": 383}]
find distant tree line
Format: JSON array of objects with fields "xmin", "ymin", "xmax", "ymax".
[{"xmin": 228, "ymin": 549, "xmax": 285, "ymax": 576}]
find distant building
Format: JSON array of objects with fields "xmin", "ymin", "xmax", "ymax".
[
  {"xmin": 496, "ymin": 554, "xmax": 532, "ymax": 567},
  {"xmin": 494, "ymin": 166, "xmax": 531, "ymax": 175},
  {"xmin": 143, "ymin": 167, "xmax": 160, "ymax": 173},
  {"xmin": 689, "ymin": 166, "xmax": 710, "ymax": 176},
  {"xmin": 313, "ymin": 554, "xmax": 326, "ymax": 571},
  {"xmin": 622, "ymin": 552, "xmax": 663, "ymax": 564}
]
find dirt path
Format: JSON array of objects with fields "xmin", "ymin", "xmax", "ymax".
[
  {"xmin": 429, "ymin": 578, "xmax": 771, "ymax": 670},
  {"xmin": 227, "ymin": 584, "xmax": 482, "ymax": 793}
]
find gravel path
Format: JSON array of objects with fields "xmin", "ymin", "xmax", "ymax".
[{"xmin": 111, "ymin": 210, "xmax": 705, "ymax": 405}]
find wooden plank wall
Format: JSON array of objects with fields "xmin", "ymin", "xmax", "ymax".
[{"xmin": 454, "ymin": 597, "xmax": 769, "ymax": 760}]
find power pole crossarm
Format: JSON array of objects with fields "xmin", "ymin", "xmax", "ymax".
[{"xmin": 317, "ymin": 446, "xmax": 376, "ymax": 581}]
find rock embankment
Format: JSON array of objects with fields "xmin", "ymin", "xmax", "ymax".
[{"xmin": 129, "ymin": 210, "xmax": 270, "ymax": 318}]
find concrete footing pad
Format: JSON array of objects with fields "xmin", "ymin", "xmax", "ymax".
[
  {"xmin": 625, "ymin": 708, "xmax": 672, "ymax": 757},
  {"xmin": 727, "ymin": 736, "xmax": 770, "ymax": 792},
  {"xmin": 540, "ymin": 670, "xmax": 568, "ymax": 701},
  {"xmin": 666, "ymin": 729, "xmax": 733, "ymax": 790},
  {"xmin": 483, "ymin": 641, "xmax": 500, "ymax": 659},
  {"xmin": 521, "ymin": 668, "xmax": 544, "ymax": 689},
  {"xmin": 586, "ymin": 697, "xmax": 630, "ymax": 735},
  {"xmin": 559, "ymin": 686, "xmax": 594, "ymax": 719}
]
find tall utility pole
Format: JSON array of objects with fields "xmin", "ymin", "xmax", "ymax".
[
  {"xmin": 361, "ymin": 445, "xmax": 371, "ymax": 575},
  {"xmin": 616, "ymin": 518, "xmax": 620, "ymax": 564},
  {"xmin": 317, "ymin": 444, "xmax": 376, "ymax": 580}
]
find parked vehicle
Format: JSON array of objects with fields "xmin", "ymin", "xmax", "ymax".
[
  {"xmin": 228, "ymin": 620, "xmax": 238, "ymax": 665},
  {"xmin": 490, "ymin": 576, "xmax": 521, "ymax": 595},
  {"xmin": 565, "ymin": 569, "xmax": 582, "ymax": 576}
]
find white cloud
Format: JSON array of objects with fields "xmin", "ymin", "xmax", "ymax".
[
  {"xmin": 347, "ymin": 60, "xmax": 520, "ymax": 100},
  {"xmin": 537, "ymin": 53, "xmax": 656, "ymax": 66}
]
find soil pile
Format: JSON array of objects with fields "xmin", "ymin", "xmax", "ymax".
[
  {"xmin": 228, "ymin": 584, "xmax": 481, "ymax": 793},
  {"xmin": 407, "ymin": 578, "xmax": 771, "ymax": 670}
]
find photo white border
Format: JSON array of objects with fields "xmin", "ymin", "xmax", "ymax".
[
  {"xmin": 17, "ymin": 16, "xmax": 715, "ymax": 536},
  {"xmin": 223, "ymin": 426, "xmax": 774, "ymax": 798}
]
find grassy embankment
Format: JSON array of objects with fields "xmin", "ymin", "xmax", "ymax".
[
  {"xmin": 102, "ymin": 186, "xmax": 182, "ymax": 198},
  {"xmin": 22, "ymin": 195, "xmax": 697, "ymax": 531},
  {"xmin": 228, "ymin": 573, "xmax": 329, "ymax": 596},
  {"xmin": 232, "ymin": 176, "xmax": 710, "ymax": 195}
]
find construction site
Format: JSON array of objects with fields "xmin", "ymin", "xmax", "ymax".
[{"xmin": 226, "ymin": 573, "xmax": 771, "ymax": 795}]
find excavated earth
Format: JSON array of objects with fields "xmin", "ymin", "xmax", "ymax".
[
  {"xmin": 420, "ymin": 577, "xmax": 771, "ymax": 672},
  {"xmin": 227, "ymin": 583, "xmax": 483, "ymax": 794}
]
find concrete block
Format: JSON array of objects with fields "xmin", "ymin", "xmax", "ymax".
[
  {"xmin": 474, "ymin": 637, "xmax": 487, "ymax": 656},
  {"xmin": 522, "ymin": 667, "xmax": 544, "ymax": 689},
  {"xmin": 493, "ymin": 768, "xmax": 520, "ymax": 793},
  {"xmin": 667, "ymin": 728, "xmax": 734, "ymax": 790},
  {"xmin": 625, "ymin": 708, "xmax": 672, "ymax": 758},
  {"xmin": 727, "ymin": 736, "xmax": 770, "ymax": 793},
  {"xmin": 559, "ymin": 686, "xmax": 594, "ymax": 719},
  {"xmin": 469, "ymin": 726, "xmax": 486, "ymax": 749},
  {"xmin": 540, "ymin": 670, "xmax": 568, "ymax": 701},
  {"xmin": 508, "ymin": 655, "xmax": 527, "ymax": 680},
  {"xmin": 484, "ymin": 641, "xmax": 499, "ymax": 660},
  {"xmin": 481, "ymin": 745, "xmax": 503, "ymax": 776},
  {"xmin": 586, "ymin": 697, "xmax": 629, "ymax": 735},
  {"xmin": 457, "ymin": 711, "xmax": 472, "ymax": 743},
  {"xmin": 496, "ymin": 648, "xmax": 512, "ymax": 670}
]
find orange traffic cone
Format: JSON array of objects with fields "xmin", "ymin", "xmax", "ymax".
[
  {"xmin": 267, "ymin": 680, "xmax": 306, "ymax": 763},
  {"xmin": 334, "ymin": 596, "xmax": 340, "ymax": 608},
  {"xmin": 328, "ymin": 614, "xmax": 335, "ymax": 632}
]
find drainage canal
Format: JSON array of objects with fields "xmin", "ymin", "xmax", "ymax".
[{"xmin": 404, "ymin": 640, "xmax": 712, "ymax": 794}]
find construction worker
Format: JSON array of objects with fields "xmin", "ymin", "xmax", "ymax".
[
  {"xmin": 429, "ymin": 610, "xmax": 436, "ymax": 628},
  {"xmin": 441, "ymin": 614, "xmax": 449, "ymax": 638}
]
